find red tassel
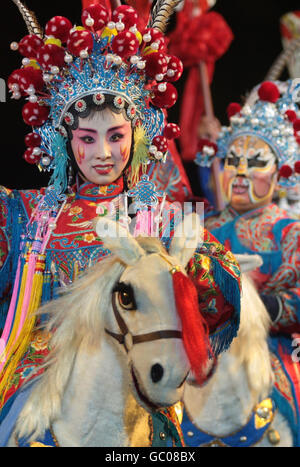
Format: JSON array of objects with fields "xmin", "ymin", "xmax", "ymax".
[{"xmin": 172, "ymin": 270, "xmax": 210, "ymax": 384}]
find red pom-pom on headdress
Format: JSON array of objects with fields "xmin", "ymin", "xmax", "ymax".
[
  {"xmin": 294, "ymin": 161, "xmax": 300, "ymax": 174},
  {"xmin": 163, "ymin": 123, "xmax": 181, "ymax": 140},
  {"xmin": 18, "ymin": 34, "xmax": 44, "ymax": 59},
  {"xmin": 144, "ymin": 52, "xmax": 168, "ymax": 79},
  {"xmin": 285, "ymin": 110, "xmax": 298, "ymax": 123},
  {"xmin": 22, "ymin": 102, "xmax": 50, "ymax": 127},
  {"xmin": 227, "ymin": 102, "xmax": 241, "ymax": 119},
  {"xmin": 151, "ymin": 82, "xmax": 178, "ymax": 108},
  {"xmin": 279, "ymin": 164, "xmax": 293, "ymax": 178},
  {"xmin": 197, "ymin": 138, "xmax": 218, "ymax": 154},
  {"xmin": 112, "ymin": 5, "xmax": 138, "ymax": 29},
  {"xmin": 45, "ymin": 17, "xmax": 73, "ymax": 43},
  {"xmin": 293, "ymin": 118, "xmax": 300, "ymax": 132},
  {"xmin": 82, "ymin": 4, "xmax": 110, "ymax": 31},
  {"xmin": 258, "ymin": 81, "xmax": 280, "ymax": 103}
]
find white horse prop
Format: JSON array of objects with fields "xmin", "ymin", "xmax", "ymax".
[
  {"xmin": 181, "ymin": 254, "xmax": 299, "ymax": 447},
  {"xmin": 5, "ymin": 214, "xmax": 210, "ymax": 447}
]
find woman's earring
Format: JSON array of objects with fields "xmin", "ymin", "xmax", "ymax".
[{"xmin": 67, "ymin": 165, "xmax": 74, "ymax": 193}]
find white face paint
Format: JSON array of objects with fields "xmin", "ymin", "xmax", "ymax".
[
  {"xmin": 71, "ymin": 108, "xmax": 132, "ymax": 186},
  {"xmin": 222, "ymin": 135, "xmax": 278, "ymax": 213}
]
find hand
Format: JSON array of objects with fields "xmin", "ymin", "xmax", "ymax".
[{"xmin": 197, "ymin": 115, "xmax": 221, "ymax": 142}]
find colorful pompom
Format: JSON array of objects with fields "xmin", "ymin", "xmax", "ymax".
[
  {"xmin": 37, "ymin": 43, "xmax": 65, "ymax": 70},
  {"xmin": 294, "ymin": 160, "xmax": 300, "ymax": 174},
  {"xmin": 285, "ymin": 110, "xmax": 298, "ymax": 123},
  {"xmin": 197, "ymin": 138, "xmax": 218, "ymax": 154},
  {"xmin": 18, "ymin": 34, "xmax": 44, "ymax": 59},
  {"xmin": 163, "ymin": 123, "xmax": 181, "ymax": 139},
  {"xmin": 142, "ymin": 28, "xmax": 166, "ymax": 53},
  {"xmin": 111, "ymin": 30, "xmax": 139, "ymax": 59},
  {"xmin": 151, "ymin": 82, "xmax": 178, "ymax": 108},
  {"xmin": 227, "ymin": 102, "xmax": 242, "ymax": 119},
  {"xmin": 22, "ymin": 102, "xmax": 50, "ymax": 127},
  {"xmin": 8, "ymin": 69, "xmax": 29, "ymax": 96},
  {"xmin": 145, "ymin": 52, "xmax": 168, "ymax": 79},
  {"xmin": 258, "ymin": 81, "xmax": 280, "ymax": 103},
  {"xmin": 25, "ymin": 132, "xmax": 42, "ymax": 147},
  {"xmin": 152, "ymin": 135, "xmax": 168, "ymax": 153},
  {"xmin": 23, "ymin": 147, "xmax": 42, "ymax": 164},
  {"xmin": 293, "ymin": 118, "xmax": 300, "ymax": 133},
  {"xmin": 82, "ymin": 4, "xmax": 110, "ymax": 31},
  {"xmin": 20, "ymin": 67, "xmax": 44, "ymax": 93},
  {"xmin": 67, "ymin": 29, "xmax": 94, "ymax": 57},
  {"xmin": 112, "ymin": 5, "xmax": 138, "ymax": 29},
  {"xmin": 45, "ymin": 16, "xmax": 73, "ymax": 43},
  {"xmin": 165, "ymin": 55, "xmax": 183, "ymax": 82},
  {"xmin": 279, "ymin": 164, "xmax": 293, "ymax": 178}
]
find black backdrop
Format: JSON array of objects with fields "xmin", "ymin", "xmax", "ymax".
[{"xmin": 1, "ymin": 0, "xmax": 299, "ymax": 192}]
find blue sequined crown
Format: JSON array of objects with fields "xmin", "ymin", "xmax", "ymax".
[
  {"xmin": 8, "ymin": 4, "xmax": 184, "ymax": 193},
  {"xmin": 195, "ymin": 80, "xmax": 300, "ymax": 188},
  {"xmin": 41, "ymin": 37, "xmax": 164, "ymax": 145}
]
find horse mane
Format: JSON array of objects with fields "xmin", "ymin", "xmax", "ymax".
[
  {"xmin": 15, "ymin": 236, "xmax": 167, "ymax": 441},
  {"xmin": 230, "ymin": 273, "xmax": 274, "ymax": 400}
]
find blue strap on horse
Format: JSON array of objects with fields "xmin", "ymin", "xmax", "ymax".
[
  {"xmin": 181, "ymin": 400, "xmax": 277, "ymax": 447},
  {"xmin": 268, "ymin": 336, "xmax": 300, "ymax": 447}
]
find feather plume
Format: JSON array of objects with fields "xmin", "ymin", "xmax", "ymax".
[
  {"xmin": 11, "ymin": 0, "xmax": 43, "ymax": 38},
  {"xmin": 265, "ymin": 38, "xmax": 300, "ymax": 81},
  {"xmin": 149, "ymin": 0, "xmax": 180, "ymax": 33}
]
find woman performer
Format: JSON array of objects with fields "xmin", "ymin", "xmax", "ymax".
[{"xmin": 0, "ymin": 0, "xmax": 241, "ymax": 446}]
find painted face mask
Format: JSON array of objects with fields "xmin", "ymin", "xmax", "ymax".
[
  {"xmin": 71, "ymin": 108, "xmax": 132, "ymax": 186},
  {"xmin": 223, "ymin": 135, "xmax": 278, "ymax": 213}
]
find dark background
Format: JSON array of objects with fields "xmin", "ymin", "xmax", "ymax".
[{"xmin": 1, "ymin": 0, "xmax": 299, "ymax": 191}]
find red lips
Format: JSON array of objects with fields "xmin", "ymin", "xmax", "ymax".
[{"xmin": 93, "ymin": 164, "xmax": 114, "ymax": 175}]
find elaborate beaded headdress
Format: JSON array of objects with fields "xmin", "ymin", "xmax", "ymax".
[
  {"xmin": 195, "ymin": 80, "xmax": 300, "ymax": 188},
  {"xmin": 8, "ymin": 0, "xmax": 183, "ymax": 192}
]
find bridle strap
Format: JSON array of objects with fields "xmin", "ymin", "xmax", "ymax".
[{"xmin": 105, "ymin": 293, "xmax": 182, "ymax": 353}]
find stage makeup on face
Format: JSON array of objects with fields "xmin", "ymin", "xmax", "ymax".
[
  {"xmin": 71, "ymin": 108, "xmax": 132, "ymax": 185},
  {"xmin": 223, "ymin": 135, "xmax": 277, "ymax": 213}
]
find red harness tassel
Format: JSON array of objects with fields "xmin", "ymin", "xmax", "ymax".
[{"xmin": 172, "ymin": 270, "xmax": 211, "ymax": 384}]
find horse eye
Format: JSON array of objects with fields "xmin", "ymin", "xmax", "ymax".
[
  {"xmin": 114, "ymin": 283, "xmax": 136, "ymax": 311},
  {"xmin": 118, "ymin": 291, "xmax": 135, "ymax": 310}
]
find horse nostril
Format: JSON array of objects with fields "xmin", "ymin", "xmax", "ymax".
[{"xmin": 151, "ymin": 363, "xmax": 164, "ymax": 383}]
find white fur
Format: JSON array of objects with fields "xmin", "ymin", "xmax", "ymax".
[
  {"xmin": 95, "ymin": 218, "xmax": 145, "ymax": 265},
  {"xmin": 183, "ymin": 272, "xmax": 293, "ymax": 446},
  {"xmin": 11, "ymin": 226, "xmax": 199, "ymax": 446},
  {"xmin": 169, "ymin": 213, "xmax": 203, "ymax": 268}
]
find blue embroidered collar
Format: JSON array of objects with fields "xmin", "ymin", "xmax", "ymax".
[
  {"xmin": 17, "ymin": 427, "xmax": 58, "ymax": 447},
  {"xmin": 181, "ymin": 398, "xmax": 276, "ymax": 447},
  {"xmin": 75, "ymin": 177, "xmax": 124, "ymax": 202}
]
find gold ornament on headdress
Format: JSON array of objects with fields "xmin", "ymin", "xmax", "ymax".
[{"xmin": 11, "ymin": 0, "xmax": 44, "ymax": 38}]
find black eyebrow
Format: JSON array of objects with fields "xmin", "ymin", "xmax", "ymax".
[
  {"xmin": 78, "ymin": 128, "xmax": 97, "ymax": 133},
  {"xmin": 248, "ymin": 151, "xmax": 262, "ymax": 159},
  {"xmin": 107, "ymin": 125, "xmax": 128, "ymax": 132},
  {"xmin": 77, "ymin": 125, "xmax": 127, "ymax": 133}
]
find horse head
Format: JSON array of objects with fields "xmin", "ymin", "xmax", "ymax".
[
  {"xmin": 94, "ymin": 213, "xmax": 209, "ymax": 410},
  {"xmin": 14, "ymin": 213, "xmax": 210, "ymax": 443}
]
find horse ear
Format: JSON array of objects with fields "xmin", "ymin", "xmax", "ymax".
[
  {"xmin": 93, "ymin": 217, "xmax": 145, "ymax": 265},
  {"xmin": 169, "ymin": 213, "xmax": 203, "ymax": 268}
]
